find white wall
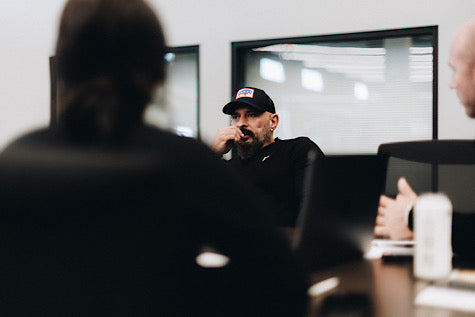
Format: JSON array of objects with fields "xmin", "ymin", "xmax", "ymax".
[
  {"xmin": 0, "ymin": 0, "xmax": 473, "ymax": 149},
  {"xmin": 0, "ymin": 0, "xmax": 64, "ymax": 148}
]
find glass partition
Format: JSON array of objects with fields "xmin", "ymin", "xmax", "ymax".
[
  {"xmin": 145, "ymin": 45, "xmax": 200, "ymax": 138},
  {"xmin": 50, "ymin": 45, "xmax": 200, "ymax": 139},
  {"xmin": 232, "ymin": 27, "xmax": 437, "ymax": 154}
]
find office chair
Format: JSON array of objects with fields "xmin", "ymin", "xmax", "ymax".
[
  {"xmin": 378, "ymin": 139, "xmax": 475, "ymax": 164},
  {"xmin": 0, "ymin": 147, "xmax": 197, "ymax": 316},
  {"xmin": 378, "ymin": 139, "xmax": 475, "ymax": 262},
  {"xmin": 378, "ymin": 139, "xmax": 475, "ymax": 200}
]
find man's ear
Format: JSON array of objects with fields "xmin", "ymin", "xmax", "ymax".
[{"xmin": 270, "ymin": 113, "xmax": 279, "ymax": 131}]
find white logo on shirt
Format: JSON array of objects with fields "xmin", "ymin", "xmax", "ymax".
[{"xmin": 262, "ymin": 155, "xmax": 271, "ymax": 162}]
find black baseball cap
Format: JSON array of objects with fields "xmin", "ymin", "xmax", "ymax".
[{"xmin": 222, "ymin": 87, "xmax": 275, "ymax": 114}]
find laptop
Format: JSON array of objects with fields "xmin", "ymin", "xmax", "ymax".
[{"xmin": 293, "ymin": 154, "xmax": 388, "ymax": 272}]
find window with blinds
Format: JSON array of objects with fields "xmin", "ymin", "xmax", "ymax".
[{"xmin": 232, "ymin": 27, "xmax": 437, "ymax": 154}]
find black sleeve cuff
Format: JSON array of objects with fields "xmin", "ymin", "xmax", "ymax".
[{"xmin": 408, "ymin": 208, "xmax": 414, "ymax": 231}]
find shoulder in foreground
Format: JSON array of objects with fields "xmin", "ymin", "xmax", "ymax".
[
  {"xmin": 1, "ymin": 127, "xmax": 54, "ymax": 153},
  {"xmin": 135, "ymin": 126, "xmax": 227, "ymax": 168},
  {"xmin": 1, "ymin": 125, "xmax": 220, "ymax": 163},
  {"xmin": 138, "ymin": 125, "xmax": 217, "ymax": 155}
]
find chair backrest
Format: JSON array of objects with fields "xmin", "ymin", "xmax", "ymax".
[
  {"xmin": 0, "ymin": 147, "xmax": 201, "ymax": 315},
  {"xmin": 378, "ymin": 140, "xmax": 475, "ymax": 212},
  {"xmin": 293, "ymin": 154, "xmax": 387, "ymax": 272}
]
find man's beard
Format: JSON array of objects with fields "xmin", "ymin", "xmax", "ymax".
[{"xmin": 236, "ymin": 126, "xmax": 272, "ymax": 159}]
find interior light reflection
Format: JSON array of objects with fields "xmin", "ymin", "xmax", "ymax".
[
  {"xmin": 260, "ymin": 58, "xmax": 286, "ymax": 83},
  {"xmin": 301, "ymin": 69, "xmax": 324, "ymax": 92},
  {"xmin": 196, "ymin": 251, "xmax": 230, "ymax": 268},
  {"xmin": 164, "ymin": 52, "xmax": 175, "ymax": 63},
  {"xmin": 354, "ymin": 82, "xmax": 369, "ymax": 100}
]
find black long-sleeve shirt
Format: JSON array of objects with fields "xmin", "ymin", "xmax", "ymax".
[{"xmin": 227, "ymin": 137, "xmax": 325, "ymax": 227}]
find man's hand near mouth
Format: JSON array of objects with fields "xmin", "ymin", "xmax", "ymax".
[{"xmin": 211, "ymin": 126, "xmax": 246, "ymax": 154}]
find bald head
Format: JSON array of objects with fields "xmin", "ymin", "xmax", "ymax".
[{"xmin": 449, "ymin": 18, "xmax": 475, "ymax": 118}]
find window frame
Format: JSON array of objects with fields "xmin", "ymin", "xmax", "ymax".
[{"xmin": 231, "ymin": 26, "xmax": 439, "ymax": 147}]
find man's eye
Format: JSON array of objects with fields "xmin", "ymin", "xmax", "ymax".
[
  {"xmin": 248, "ymin": 113, "xmax": 258, "ymax": 118},
  {"xmin": 231, "ymin": 115, "xmax": 239, "ymax": 120}
]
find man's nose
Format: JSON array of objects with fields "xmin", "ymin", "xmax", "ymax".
[{"xmin": 235, "ymin": 117, "xmax": 248, "ymax": 127}]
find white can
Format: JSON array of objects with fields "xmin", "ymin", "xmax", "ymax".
[{"xmin": 414, "ymin": 193, "xmax": 453, "ymax": 280}]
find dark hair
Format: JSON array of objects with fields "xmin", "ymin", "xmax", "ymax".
[{"xmin": 55, "ymin": 0, "xmax": 166, "ymax": 143}]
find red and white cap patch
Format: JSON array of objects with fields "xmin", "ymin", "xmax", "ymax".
[{"xmin": 235, "ymin": 88, "xmax": 255, "ymax": 99}]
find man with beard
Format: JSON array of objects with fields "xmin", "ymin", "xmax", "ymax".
[{"xmin": 211, "ymin": 87, "xmax": 324, "ymax": 227}]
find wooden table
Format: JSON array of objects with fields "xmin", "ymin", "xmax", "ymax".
[{"xmin": 306, "ymin": 258, "xmax": 472, "ymax": 316}]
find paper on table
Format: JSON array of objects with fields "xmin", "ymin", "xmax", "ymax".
[
  {"xmin": 449, "ymin": 269, "xmax": 475, "ymax": 289},
  {"xmin": 365, "ymin": 239, "xmax": 414, "ymax": 259},
  {"xmin": 371, "ymin": 239, "xmax": 415, "ymax": 247},
  {"xmin": 415, "ymin": 285, "xmax": 475, "ymax": 313}
]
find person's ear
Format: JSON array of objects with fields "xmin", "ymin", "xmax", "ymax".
[{"xmin": 270, "ymin": 113, "xmax": 279, "ymax": 131}]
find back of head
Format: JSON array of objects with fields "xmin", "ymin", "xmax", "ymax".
[
  {"xmin": 55, "ymin": 0, "xmax": 166, "ymax": 143},
  {"xmin": 461, "ymin": 18, "xmax": 475, "ymax": 64}
]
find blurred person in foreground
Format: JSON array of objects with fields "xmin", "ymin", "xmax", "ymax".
[
  {"xmin": 211, "ymin": 87, "xmax": 325, "ymax": 227},
  {"xmin": 0, "ymin": 0, "xmax": 309, "ymax": 315},
  {"xmin": 374, "ymin": 17, "xmax": 475, "ymax": 262}
]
